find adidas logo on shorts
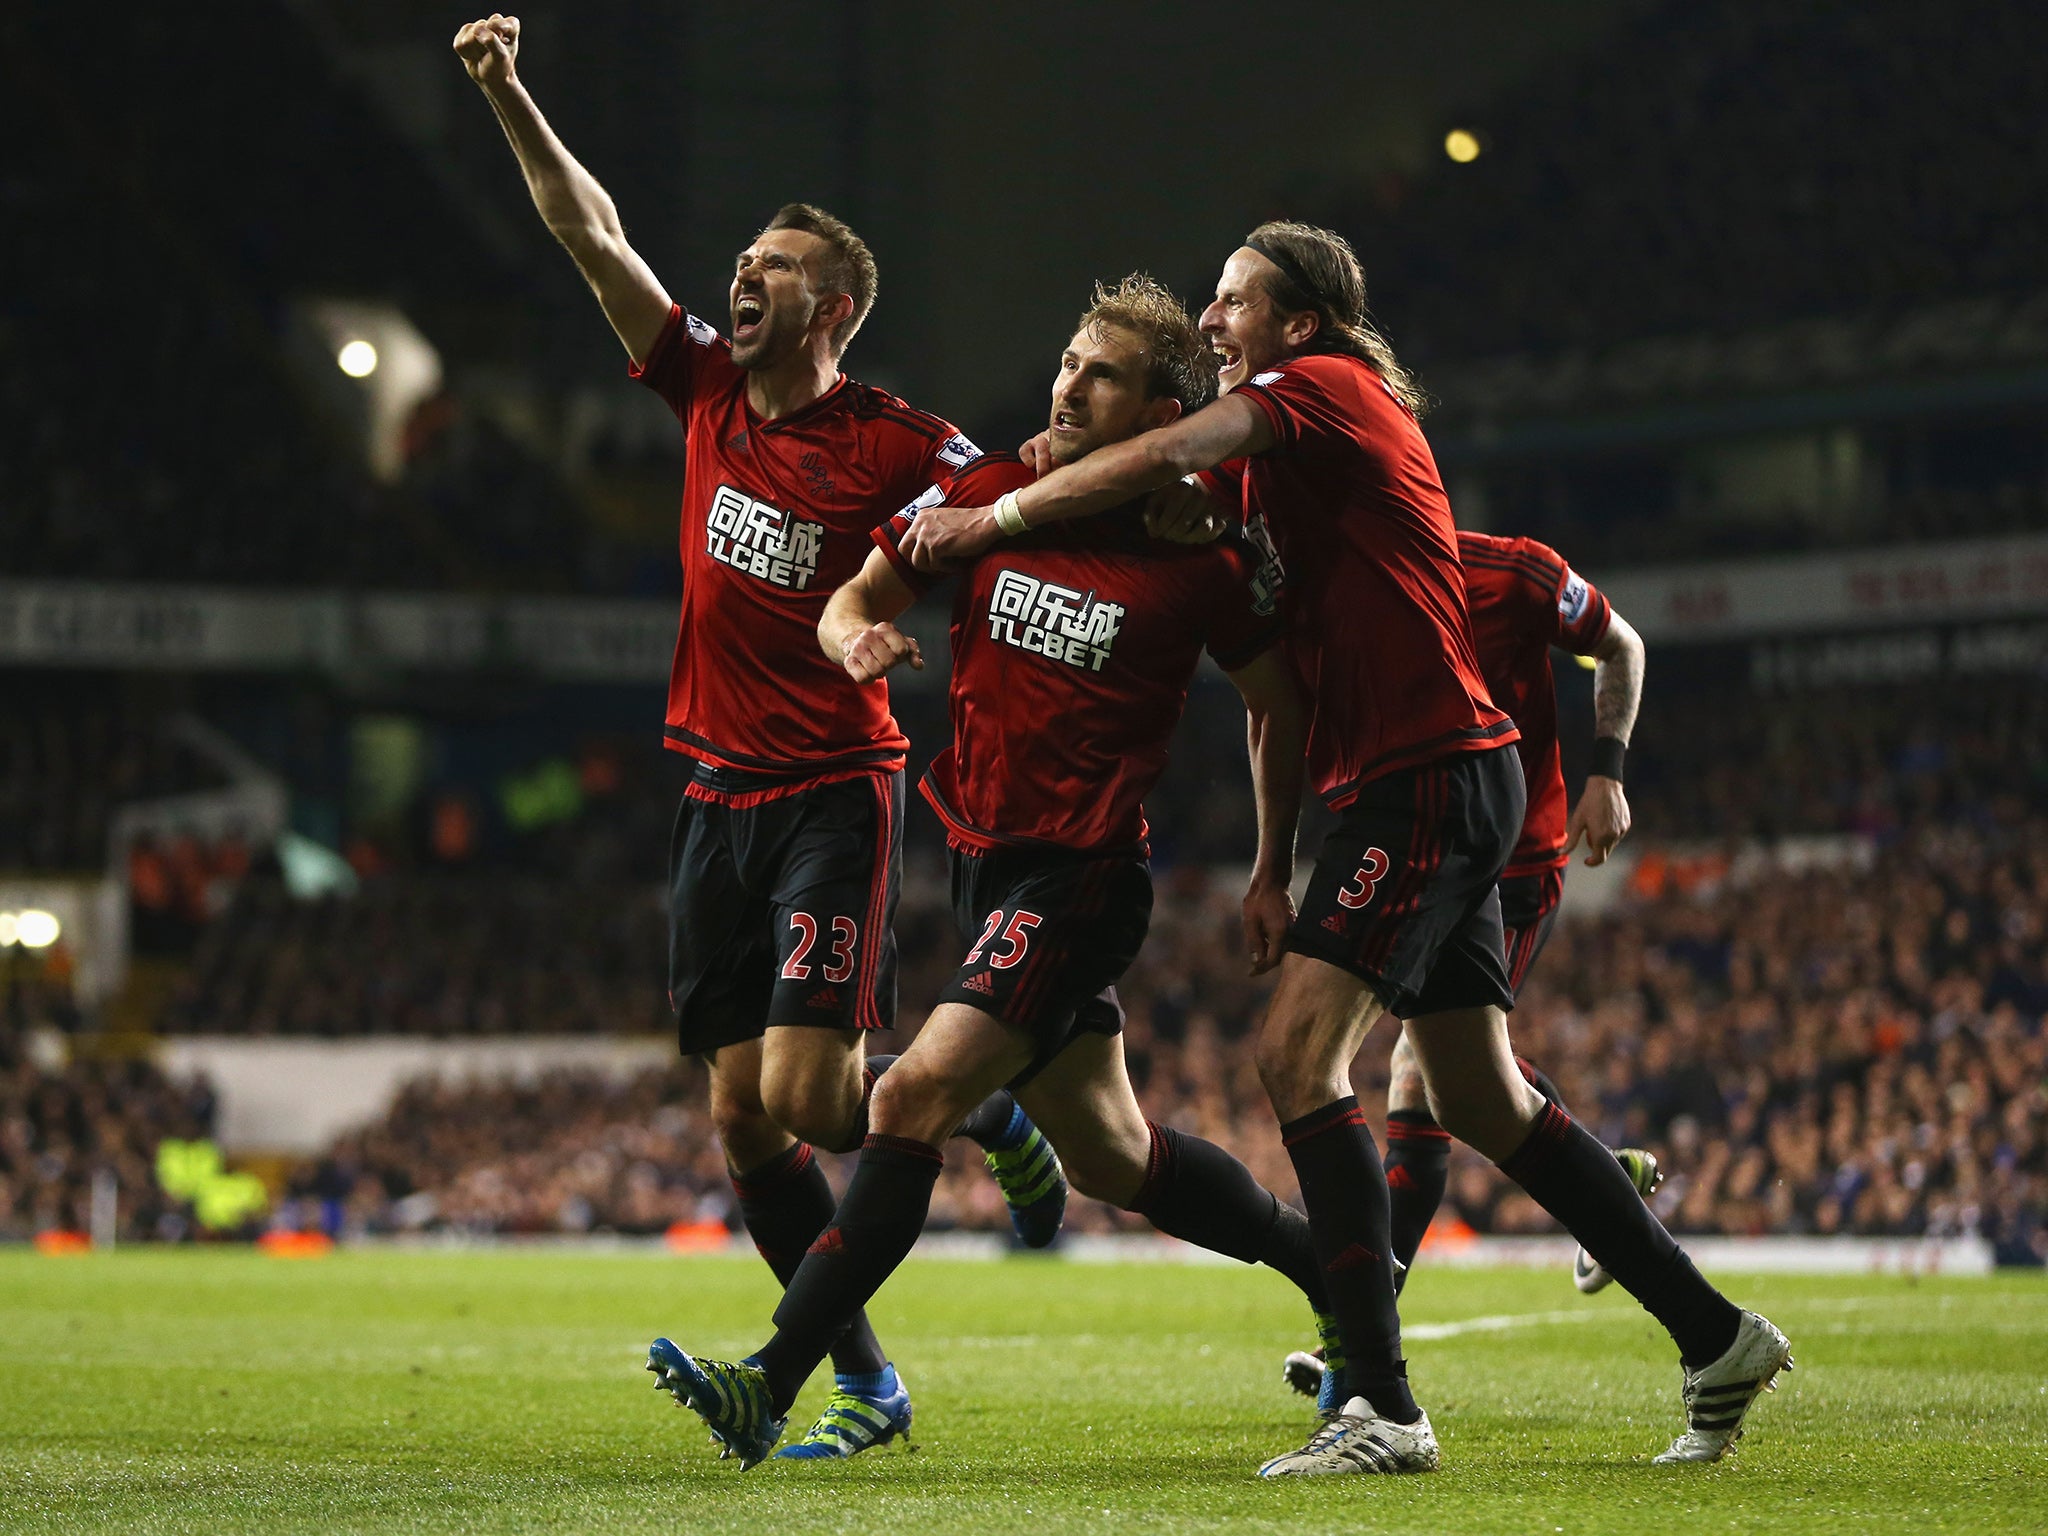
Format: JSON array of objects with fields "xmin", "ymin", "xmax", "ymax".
[
  {"xmin": 961, "ymin": 972, "xmax": 995, "ymax": 996},
  {"xmin": 807, "ymin": 986, "xmax": 841, "ymax": 1010},
  {"xmin": 1321, "ymin": 913, "xmax": 1347, "ymax": 934}
]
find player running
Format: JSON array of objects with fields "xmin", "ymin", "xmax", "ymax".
[
  {"xmin": 904, "ymin": 222, "xmax": 1791, "ymax": 1474},
  {"xmin": 1283, "ymin": 531, "xmax": 1659, "ymax": 1404},
  {"xmin": 453, "ymin": 14, "xmax": 1064, "ymax": 1461},
  {"xmin": 646, "ymin": 275, "xmax": 1338, "ymax": 1467}
]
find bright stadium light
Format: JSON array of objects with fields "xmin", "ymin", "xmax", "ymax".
[
  {"xmin": 15, "ymin": 910, "xmax": 60, "ymax": 949},
  {"xmin": 1444, "ymin": 128, "xmax": 1482, "ymax": 163},
  {"xmin": 0, "ymin": 913, "xmax": 15, "ymax": 947},
  {"xmin": 337, "ymin": 339, "xmax": 380, "ymax": 378}
]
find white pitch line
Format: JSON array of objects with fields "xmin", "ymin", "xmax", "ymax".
[{"xmin": 1403, "ymin": 1307, "xmax": 1624, "ymax": 1342}]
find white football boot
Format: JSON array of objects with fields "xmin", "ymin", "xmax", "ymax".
[
  {"xmin": 1258, "ymin": 1396, "xmax": 1440, "ymax": 1477},
  {"xmin": 1653, "ymin": 1310, "xmax": 1793, "ymax": 1464}
]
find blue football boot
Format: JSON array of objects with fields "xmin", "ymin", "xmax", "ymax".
[
  {"xmin": 982, "ymin": 1104, "xmax": 1067, "ymax": 1249},
  {"xmin": 646, "ymin": 1338, "xmax": 785, "ymax": 1469},
  {"xmin": 775, "ymin": 1363, "xmax": 914, "ymax": 1460}
]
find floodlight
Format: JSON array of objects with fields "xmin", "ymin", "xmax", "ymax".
[
  {"xmin": 15, "ymin": 910, "xmax": 60, "ymax": 948},
  {"xmin": 337, "ymin": 339, "xmax": 380, "ymax": 378}
]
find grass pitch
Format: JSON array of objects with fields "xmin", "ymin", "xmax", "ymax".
[{"xmin": 2, "ymin": 1248, "xmax": 2044, "ymax": 1534}]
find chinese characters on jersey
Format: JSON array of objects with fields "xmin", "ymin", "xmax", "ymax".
[
  {"xmin": 706, "ymin": 484, "xmax": 824, "ymax": 591},
  {"xmin": 987, "ymin": 567, "xmax": 1124, "ymax": 672}
]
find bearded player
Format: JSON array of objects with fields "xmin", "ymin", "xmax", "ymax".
[
  {"xmin": 453, "ymin": 14, "xmax": 1066, "ymax": 1461},
  {"xmin": 645, "ymin": 275, "xmax": 1350, "ymax": 1466},
  {"xmin": 905, "ymin": 222, "xmax": 1790, "ymax": 1474}
]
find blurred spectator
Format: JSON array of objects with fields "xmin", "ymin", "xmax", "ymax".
[{"xmin": 0, "ymin": 987, "xmax": 219, "ymax": 1242}]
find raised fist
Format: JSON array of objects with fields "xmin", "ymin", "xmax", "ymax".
[{"xmin": 453, "ymin": 14, "xmax": 520, "ymax": 87}]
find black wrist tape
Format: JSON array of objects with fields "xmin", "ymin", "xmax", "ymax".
[{"xmin": 1589, "ymin": 737, "xmax": 1626, "ymax": 782}]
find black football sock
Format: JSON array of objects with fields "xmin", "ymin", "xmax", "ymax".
[
  {"xmin": 1384, "ymin": 1109, "xmax": 1451, "ymax": 1287},
  {"xmin": 953, "ymin": 1087, "xmax": 1024, "ymax": 1151},
  {"xmin": 1513, "ymin": 1055, "xmax": 1567, "ymax": 1111},
  {"xmin": 1500, "ymin": 1101, "xmax": 1741, "ymax": 1367},
  {"xmin": 755, "ymin": 1134, "xmax": 943, "ymax": 1415},
  {"xmin": 730, "ymin": 1143, "xmax": 888, "ymax": 1377},
  {"xmin": 1281, "ymin": 1096, "xmax": 1418, "ymax": 1423},
  {"xmin": 1128, "ymin": 1121, "xmax": 1329, "ymax": 1312}
]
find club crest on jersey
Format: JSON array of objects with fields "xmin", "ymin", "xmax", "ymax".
[
  {"xmin": 706, "ymin": 484, "xmax": 823, "ymax": 590},
  {"xmin": 1559, "ymin": 570, "xmax": 1591, "ymax": 624},
  {"xmin": 987, "ymin": 568, "xmax": 1123, "ymax": 673}
]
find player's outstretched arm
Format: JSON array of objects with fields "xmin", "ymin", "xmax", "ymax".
[
  {"xmin": 1228, "ymin": 648, "xmax": 1309, "ymax": 974},
  {"xmin": 1564, "ymin": 609, "xmax": 1645, "ymax": 866},
  {"xmin": 903, "ymin": 394, "xmax": 1274, "ymax": 571},
  {"xmin": 453, "ymin": 14, "xmax": 673, "ymax": 366},
  {"xmin": 819, "ymin": 548, "xmax": 923, "ymax": 685}
]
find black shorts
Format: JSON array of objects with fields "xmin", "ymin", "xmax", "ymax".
[
  {"xmin": 666, "ymin": 768, "xmax": 903, "ymax": 1056},
  {"xmin": 1288, "ymin": 746, "xmax": 1525, "ymax": 1019},
  {"xmin": 937, "ymin": 844, "xmax": 1152, "ymax": 1089},
  {"xmin": 1499, "ymin": 864, "xmax": 1566, "ymax": 993}
]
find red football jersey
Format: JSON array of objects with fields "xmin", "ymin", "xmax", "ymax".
[
  {"xmin": 632, "ymin": 304, "xmax": 977, "ymax": 782},
  {"xmin": 1459, "ymin": 532, "xmax": 1613, "ymax": 877},
  {"xmin": 874, "ymin": 454, "xmax": 1282, "ymax": 856},
  {"xmin": 1225, "ymin": 353, "xmax": 1518, "ymax": 807}
]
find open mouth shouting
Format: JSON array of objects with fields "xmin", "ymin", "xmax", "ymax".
[
  {"xmin": 732, "ymin": 292, "xmax": 767, "ymax": 342},
  {"xmin": 1210, "ymin": 340, "xmax": 1245, "ymax": 388}
]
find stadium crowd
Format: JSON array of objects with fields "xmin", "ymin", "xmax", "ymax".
[
  {"xmin": 0, "ymin": 973, "xmax": 218, "ymax": 1242},
  {"xmin": 258, "ymin": 800, "xmax": 2045, "ymax": 1262}
]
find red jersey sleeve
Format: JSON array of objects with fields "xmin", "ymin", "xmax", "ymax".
[
  {"xmin": 1546, "ymin": 553, "xmax": 1613, "ymax": 655},
  {"xmin": 627, "ymin": 304, "xmax": 740, "ymax": 419},
  {"xmin": 1204, "ymin": 540, "xmax": 1284, "ymax": 672},
  {"xmin": 871, "ymin": 452, "xmax": 1028, "ymax": 594},
  {"xmin": 1231, "ymin": 352, "xmax": 1393, "ymax": 455}
]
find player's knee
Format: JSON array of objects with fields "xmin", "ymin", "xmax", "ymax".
[
  {"xmin": 1422, "ymin": 1075, "xmax": 1537, "ymax": 1163},
  {"xmin": 709, "ymin": 1088, "xmax": 786, "ymax": 1170},
  {"xmin": 868, "ymin": 1063, "xmax": 974, "ymax": 1148},
  {"xmin": 1254, "ymin": 1020, "xmax": 1324, "ymax": 1114},
  {"xmin": 761, "ymin": 1071, "xmax": 858, "ymax": 1151}
]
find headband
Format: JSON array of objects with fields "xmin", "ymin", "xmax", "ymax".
[{"xmin": 1245, "ymin": 235, "xmax": 1361, "ymax": 328}]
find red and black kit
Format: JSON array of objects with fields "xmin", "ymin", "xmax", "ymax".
[
  {"xmin": 667, "ymin": 768, "xmax": 903, "ymax": 1052},
  {"xmin": 1460, "ymin": 530, "xmax": 1614, "ymax": 988},
  {"xmin": 1217, "ymin": 352, "xmax": 1524, "ymax": 1013},
  {"xmin": 635, "ymin": 303, "xmax": 976, "ymax": 1051},
  {"xmin": 875, "ymin": 451, "xmax": 1279, "ymax": 1076}
]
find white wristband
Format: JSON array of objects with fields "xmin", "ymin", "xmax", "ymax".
[{"xmin": 992, "ymin": 491, "xmax": 1028, "ymax": 537}]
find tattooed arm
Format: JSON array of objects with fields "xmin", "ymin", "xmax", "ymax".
[{"xmin": 1564, "ymin": 610, "xmax": 1645, "ymax": 865}]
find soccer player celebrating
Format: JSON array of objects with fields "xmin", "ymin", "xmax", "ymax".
[
  {"xmin": 645, "ymin": 275, "xmax": 1335, "ymax": 1467},
  {"xmin": 453, "ymin": 14, "xmax": 1064, "ymax": 1460},
  {"xmin": 1385, "ymin": 535, "xmax": 1659, "ymax": 1294},
  {"xmin": 1283, "ymin": 533, "xmax": 1661, "ymax": 1402},
  {"xmin": 905, "ymin": 223, "xmax": 1791, "ymax": 1474}
]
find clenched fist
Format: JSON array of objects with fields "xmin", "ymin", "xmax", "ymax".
[
  {"xmin": 840, "ymin": 622, "xmax": 922, "ymax": 684},
  {"xmin": 453, "ymin": 13, "xmax": 520, "ymax": 86}
]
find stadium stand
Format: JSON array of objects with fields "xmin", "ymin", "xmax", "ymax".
[
  {"xmin": 154, "ymin": 672, "xmax": 2030, "ymax": 1258},
  {"xmin": 0, "ymin": 3, "xmax": 621, "ymax": 592},
  {"xmin": 1322, "ymin": 0, "xmax": 2048, "ymax": 365},
  {"xmin": 0, "ymin": 976, "xmax": 219, "ymax": 1242}
]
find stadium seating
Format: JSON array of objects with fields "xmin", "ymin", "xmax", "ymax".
[{"xmin": 1319, "ymin": 0, "xmax": 2048, "ymax": 365}]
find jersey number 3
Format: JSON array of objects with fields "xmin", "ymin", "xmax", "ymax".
[
  {"xmin": 1336, "ymin": 848, "xmax": 1392, "ymax": 910},
  {"xmin": 783, "ymin": 914, "xmax": 857, "ymax": 982}
]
